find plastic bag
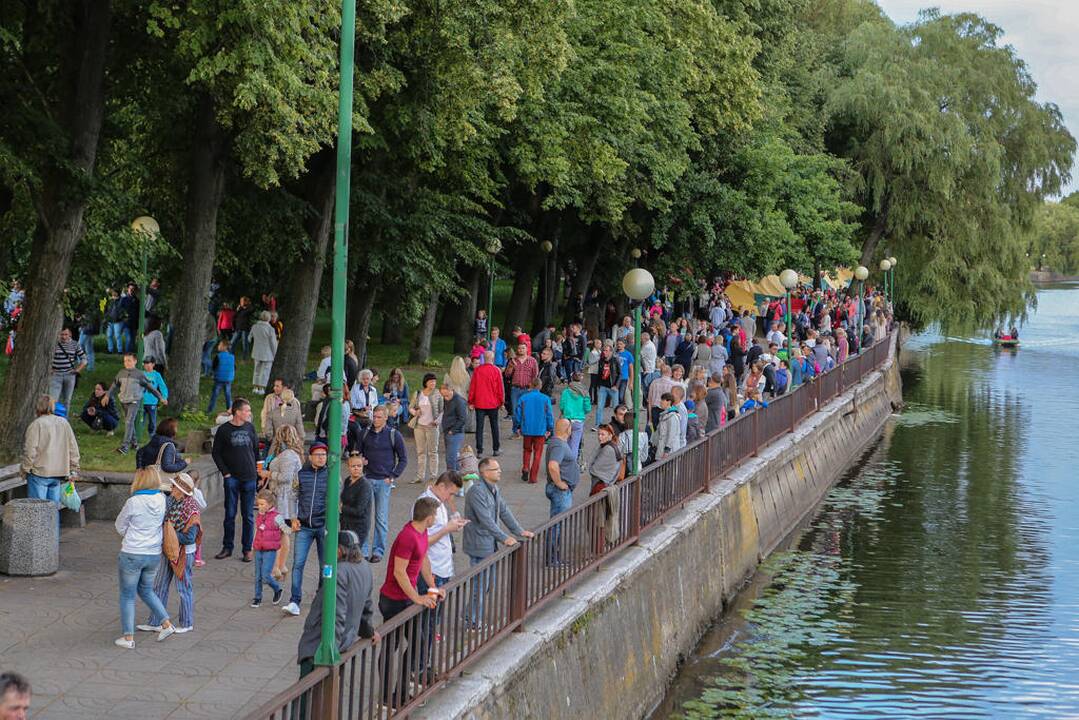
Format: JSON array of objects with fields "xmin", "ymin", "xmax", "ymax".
[{"xmin": 60, "ymin": 480, "xmax": 82, "ymax": 512}]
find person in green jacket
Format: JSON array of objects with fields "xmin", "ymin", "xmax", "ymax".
[{"xmin": 559, "ymin": 371, "xmax": 592, "ymax": 459}]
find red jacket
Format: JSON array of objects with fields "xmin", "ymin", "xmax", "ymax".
[
  {"xmin": 253, "ymin": 508, "xmax": 283, "ymax": 551},
  {"xmin": 469, "ymin": 363, "xmax": 505, "ymax": 410}
]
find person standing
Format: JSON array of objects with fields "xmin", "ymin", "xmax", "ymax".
[
  {"xmin": 589, "ymin": 425, "xmax": 623, "ymax": 495},
  {"xmin": 296, "ymin": 530, "xmax": 378, "ymax": 679},
  {"xmin": 515, "ymin": 378, "xmax": 554, "ymax": 484},
  {"xmin": 639, "ymin": 331, "xmax": 657, "ymax": 394},
  {"xmin": 558, "ymin": 372, "xmax": 591, "ymax": 459},
  {"xmin": 212, "ymin": 399, "xmax": 259, "ymax": 562},
  {"xmin": 261, "ymin": 424, "xmax": 304, "ymax": 579},
  {"xmin": 651, "ymin": 393, "xmax": 681, "ymax": 461},
  {"xmin": 462, "ymin": 458, "xmax": 534, "ymax": 626},
  {"xmin": 104, "ymin": 288, "xmax": 125, "ymax": 354},
  {"xmin": 48, "ymin": 328, "xmax": 86, "ymax": 409},
  {"xmin": 140, "ymin": 357, "xmax": 168, "ymax": 437},
  {"xmin": 206, "ymin": 340, "xmax": 236, "ymax": 413},
  {"xmin": 143, "ymin": 317, "xmax": 167, "ymax": 370},
  {"xmin": 113, "ymin": 469, "xmax": 176, "ymax": 649},
  {"xmin": 506, "ymin": 344, "xmax": 539, "ymax": 437},
  {"xmin": 110, "ymin": 353, "xmax": 166, "ymax": 455},
  {"xmin": 249, "ymin": 311, "xmax": 278, "ymax": 395},
  {"xmin": 704, "ymin": 372, "xmax": 726, "ymax": 433},
  {"xmin": 264, "ymin": 387, "xmax": 305, "ymax": 444},
  {"xmin": 592, "ymin": 342, "xmax": 621, "ymax": 430},
  {"xmin": 409, "ymin": 374, "xmax": 443, "ymax": 484},
  {"xmin": 231, "ymin": 296, "xmax": 254, "ymax": 359},
  {"xmin": 135, "ymin": 417, "xmax": 189, "ymax": 477},
  {"xmin": 544, "ymin": 419, "xmax": 579, "ymax": 564},
  {"xmin": 489, "ymin": 327, "xmax": 508, "ymax": 367},
  {"xmin": 76, "ymin": 308, "xmax": 97, "ymax": 372},
  {"xmin": 469, "ymin": 350, "xmax": 504, "ymax": 457},
  {"xmin": 340, "ymin": 454, "xmax": 372, "ymax": 548},
  {"xmin": 439, "ymin": 383, "xmax": 467, "ymax": 471},
  {"xmin": 139, "ymin": 473, "xmax": 201, "ymax": 634},
  {"xmin": 282, "ymin": 442, "xmax": 329, "ymax": 616},
  {"xmin": 21, "ymin": 396, "xmax": 80, "ymax": 539},
  {"xmin": 120, "ymin": 284, "xmax": 138, "ymax": 352},
  {"xmin": 356, "ymin": 405, "xmax": 408, "ymax": 563},
  {"xmin": 615, "ymin": 338, "xmax": 634, "ymax": 405}
]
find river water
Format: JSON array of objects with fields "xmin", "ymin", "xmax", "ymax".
[{"xmin": 652, "ymin": 283, "xmax": 1079, "ymax": 719}]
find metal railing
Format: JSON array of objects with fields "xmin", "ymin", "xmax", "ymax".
[{"xmin": 245, "ymin": 332, "xmax": 895, "ymax": 720}]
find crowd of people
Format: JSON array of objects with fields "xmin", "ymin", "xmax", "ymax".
[{"xmin": 10, "ymin": 271, "xmax": 892, "ymax": 707}]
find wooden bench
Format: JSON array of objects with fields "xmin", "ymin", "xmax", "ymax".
[{"xmin": 0, "ymin": 463, "xmax": 99, "ymax": 528}]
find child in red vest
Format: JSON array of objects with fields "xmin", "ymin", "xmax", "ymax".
[{"xmin": 251, "ymin": 490, "xmax": 291, "ymax": 608}]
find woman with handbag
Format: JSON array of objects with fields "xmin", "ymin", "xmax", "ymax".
[
  {"xmin": 259, "ymin": 424, "xmax": 304, "ymax": 579},
  {"xmin": 135, "ymin": 418, "xmax": 189, "ymax": 476},
  {"xmin": 409, "ymin": 373, "xmax": 443, "ymax": 484},
  {"xmin": 113, "ymin": 469, "xmax": 176, "ymax": 649},
  {"xmin": 139, "ymin": 473, "xmax": 202, "ymax": 636}
]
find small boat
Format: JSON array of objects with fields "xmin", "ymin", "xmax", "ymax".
[{"xmin": 993, "ymin": 337, "xmax": 1020, "ymax": 348}]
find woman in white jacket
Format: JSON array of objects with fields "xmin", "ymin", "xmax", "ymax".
[{"xmin": 114, "ymin": 469, "xmax": 176, "ymax": 648}]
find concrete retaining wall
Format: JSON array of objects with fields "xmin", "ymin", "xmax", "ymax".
[
  {"xmin": 74, "ymin": 457, "xmax": 225, "ymax": 525},
  {"xmin": 416, "ymin": 341, "xmax": 902, "ymax": 720}
]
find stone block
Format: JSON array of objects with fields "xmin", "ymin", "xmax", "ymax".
[{"xmin": 0, "ymin": 498, "xmax": 60, "ymax": 576}]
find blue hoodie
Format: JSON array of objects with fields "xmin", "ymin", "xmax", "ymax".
[
  {"xmin": 213, "ymin": 349, "xmax": 236, "ymax": 382},
  {"xmin": 514, "ymin": 389, "xmax": 554, "ymax": 437}
]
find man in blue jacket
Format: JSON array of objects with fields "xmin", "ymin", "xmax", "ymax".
[
  {"xmin": 282, "ymin": 442, "xmax": 329, "ymax": 617},
  {"xmin": 356, "ymin": 405, "xmax": 408, "ymax": 563},
  {"xmin": 514, "ymin": 378, "xmax": 554, "ymax": 484}
]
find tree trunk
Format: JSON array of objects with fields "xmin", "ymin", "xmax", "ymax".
[
  {"xmin": 346, "ymin": 281, "xmax": 376, "ymax": 367},
  {"xmin": 167, "ymin": 94, "xmax": 229, "ymax": 410},
  {"xmin": 859, "ymin": 198, "xmax": 890, "ymax": 266},
  {"xmin": 269, "ymin": 148, "xmax": 335, "ymax": 389},
  {"xmin": 379, "ymin": 285, "xmax": 404, "ymax": 345},
  {"xmin": 505, "ymin": 256, "xmax": 536, "ymax": 332},
  {"xmin": 564, "ymin": 228, "xmax": 602, "ymax": 325},
  {"xmin": 452, "ymin": 265, "xmax": 480, "ymax": 354},
  {"xmin": 0, "ymin": 0, "xmax": 111, "ymax": 461},
  {"xmin": 408, "ymin": 291, "xmax": 440, "ymax": 364}
]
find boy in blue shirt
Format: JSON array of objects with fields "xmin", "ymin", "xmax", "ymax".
[
  {"xmin": 616, "ymin": 338, "xmax": 634, "ymax": 404},
  {"xmin": 141, "ymin": 358, "xmax": 169, "ymax": 435},
  {"xmin": 207, "ymin": 340, "xmax": 236, "ymax": 413}
]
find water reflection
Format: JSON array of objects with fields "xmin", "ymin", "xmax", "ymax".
[{"xmin": 656, "ymin": 286, "xmax": 1079, "ymax": 719}]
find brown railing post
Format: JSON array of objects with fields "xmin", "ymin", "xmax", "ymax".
[
  {"xmin": 315, "ymin": 668, "xmax": 340, "ymax": 720},
  {"xmin": 751, "ymin": 410, "xmax": 760, "ymax": 457},
  {"xmin": 510, "ymin": 543, "xmax": 528, "ymax": 632},
  {"xmin": 703, "ymin": 435, "xmax": 712, "ymax": 488},
  {"xmin": 839, "ymin": 363, "xmax": 844, "ymax": 395},
  {"xmin": 789, "ymin": 388, "xmax": 796, "ymax": 433}
]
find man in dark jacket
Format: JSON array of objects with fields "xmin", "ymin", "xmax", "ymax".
[
  {"xmin": 281, "ymin": 442, "xmax": 329, "ymax": 617},
  {"xmin": 439, "ymin": 383, "xmax": 467, "ymax": 471},
  {"xmin": 356, "ymin": 405, "xmax": 408, "ymax": 563},
  {"xmin": 704, "ymin": 372, "xmax": 726, "ymax": 433},
  {"xmin": 296, "ymin": 530, "xmax": 379, "ymax": 677},
  {"xmin": 212, "ymin": 398, "xmax": 259, "ymax": 561}
]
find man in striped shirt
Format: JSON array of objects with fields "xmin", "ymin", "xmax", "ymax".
[{"xmin": 49, "ymin": 328, "xmax": 87, "ymax": 409}]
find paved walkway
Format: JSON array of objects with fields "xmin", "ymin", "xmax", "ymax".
[{"xmin": 1, "ymin": 409, "xmax": 609, "ymax": 719}]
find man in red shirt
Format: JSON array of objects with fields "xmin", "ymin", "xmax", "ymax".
[
  {"xmin": 469, "ymin": 350, "xmax": 505, "ymax": 456},
  {"xmin": 378, "ymin": 497, "xmax": 441, "ymax": 705}
]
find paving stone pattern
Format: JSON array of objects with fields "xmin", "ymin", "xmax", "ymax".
[{"xmin": 1, "ymin": 410, "xmax": 609, "ymax": 719}]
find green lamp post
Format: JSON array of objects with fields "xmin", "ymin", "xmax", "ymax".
[
  {"xmin": 622, "ymin": 266, "xmax": 655, "ymax": 474},
  {"xmin": 486, "ymin": 238, "xmax": 501, "ymax": 337},
  {"xmin": 779, "ymin": 268, "xmax": 798, "ymax": 360},
  {"xmin": 854, "ymin": 265, "xmax": 869, "ymax": 348},
  {"xmin": 879, "ymin": 259, "xmax": 892, "ymax": 303},
  {"xmin": 130, "ymin": 216, "xmax": 159, "ymax": 363},
  {"xmin": 887, "ymin": 256, "xmax": 897, "ymax": 307}
]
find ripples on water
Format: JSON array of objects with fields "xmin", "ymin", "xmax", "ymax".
[{"xmin": 655, "ymin": 283, "xmax": 1079, "ymax": 719}]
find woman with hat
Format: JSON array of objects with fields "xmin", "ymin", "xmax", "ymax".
[{"xmin": 137, "ymin": 472, "xmax": 202, "ymax": 636}]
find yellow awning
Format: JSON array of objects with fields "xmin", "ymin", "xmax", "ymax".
[{"xmin": 725, "ymin": 281, "xmax": 757, "ymax": 313}]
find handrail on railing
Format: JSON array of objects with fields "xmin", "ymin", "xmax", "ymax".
[{"xmin": 246, "ymin": 331, "xmax": 897, "ymax": 720}]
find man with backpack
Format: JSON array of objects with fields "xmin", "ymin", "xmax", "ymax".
[{"xmin": 356, "ymin": 405, "xmax": 408, "ymax": 563}]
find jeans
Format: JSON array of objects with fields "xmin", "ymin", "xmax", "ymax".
[
  {"xmin": 467, "ymin": 554, "xmax": 496, "ymax": 626},
  {"xmin": 362, "ymin": 479, "xmax": 393, "ymax": 558},
  {"xmin": 107, "ymin": 322, "xmax": 125, "ymax": 353},
  {"xmin": 48, "ymin": 373, "xmax": 77, "ymax": 409},
  {"xmin": 474, "ymin": 408, "xmax": 500, "ymax": 455},
  {"xmin": 148, "ymin": 552, "xmax": 195, "ymax": 628},
  {"xmin": 201, "ymin": 340, "xmax": 216, "ymax": 376},
  {"xmin": 78, "ymin": 332, "xmax": 95, "ymax": 371},
  {"xmin": 568, "ymin": 420, "xmax": 584, "ymax": 459},
  {"xmin": 510, "ymin": 386, "xmax": 526, "ymax": 433},
  {"xmin": 222, "ymin": 476, "xmax": 257, "ymax": 553},
  {"xmin": 444, "ymin": 431, "xmax": 465, "ymax": 471},
  {"xmin": 416, "ymin": 574, "xmax": 451, "ymax": 678},
  {"xmin": 545, "ymin": 483, "xmax": 574, "ymax": 564},
  {"xmin": 143, "ymin": 404, "xmax": 158, "ymax": 437},
  {"xmin": 207, "ymin": 381, "xmax": 232, "ymax": 413},
  {"xmin": 122, "ymin": 325, "xmax": 134, "ymax": 353},
  {"xmin": 118, "ymin": 551, "xmax": 169, "ymax": 636},
  {"xmin": 562, "ymin": 357, "xmax": 581, "ymax": 382},
  {"xmin": 378, "ymin": 594, "xmax": 417, "ymax": 707},
  {"xmin": 255, "ymin": 549, "xmax": 282, "ymax": 601},
  {"xmin": 120, "ymin": 402, "xmax": 139, "ymax": 451},
  {"xmin": 290, "ymin": 526, "xmax": 325, "ymax": 605},
  {"xmin": 521, "ymin": 435, "xmax": 545, "ymax": 483},
  {"xmin": 26, "ymin": 473, "xmax": 62, "ymax": 541},
  {"xmin": 594, "ymin": 386, "xmax": 619, "ymax": 428},
  {"xmin": 617, "ymin": 378, "xmax": 628, "ymax": 404},
  {"xmin": 231, "ymin": 329, "xmax": 249, "ymax": 359}
]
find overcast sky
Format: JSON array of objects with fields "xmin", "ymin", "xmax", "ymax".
[{"xmin": 876, "ymin": 0, "xmax": 1078, "ymax": 196}]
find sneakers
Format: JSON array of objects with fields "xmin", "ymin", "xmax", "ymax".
[
  {"xmin": 136, "ymin": 624, "xmax": 162, "ymax": 633},
  {"xmin": 282, "ymin": 602, "xmax": 301, "ymax": 616},
  {"xmin": 368, "ymin": 555, "xmax": 382, "ymax": 564},
  {"xmin": 115, "ymin": 446, "xmax": 128, "ymax": 455},
  {"xmin": 174, "ymin": 626, "xmax": 193, "ymax": 634},
  {"xmin": 114, "ymin": 637, "xmax": 135, "ymax": 650},
  {"xmin": 272, "ymin": 588, "xmax": 284, "ymax": 605},
  {"xmin": 157, "ymin": 626, "xmax": 176, "ymax": 642},
  {"xmin": 250, "ymin": 598, "xmax": 262, "ymax": 608}
]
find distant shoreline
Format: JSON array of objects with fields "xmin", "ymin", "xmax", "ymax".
[{"xmin": 1030, "ymin": 271, "xmax": 1079, "ymax": 283}]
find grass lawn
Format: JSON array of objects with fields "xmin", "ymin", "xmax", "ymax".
[{"xmin": 0, "ymin": 281, "xmax": 515, "ymax": 472}]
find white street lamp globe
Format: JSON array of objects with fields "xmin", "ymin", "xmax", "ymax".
[
  {"xmin": 854, "ymin": 265, "xmax": 869, "ymax": 281},
  {"xmin": 540, "ymin": 240, "xmax": 553, "ymax": 254},
  {"xmin": 888, "ymin": 256, "xmax": 897, "ymax": 267},
  {"xmin": 622, "ymin": 268, "xmax": 655, "ymax": 301},
  {"xmin": 485, "ymin": 238, "xmax": 501, "ymax": 255},
  {"xmin": 131, "ymin": 216, "xmax": 160, "ymax": 237},
  {"xmin": 879, "ymin": 259, "xmax": 891, "ymax": 272},
  {"xmin": 779, "ymin": 268, "xmax": 799, "ymax": 290}
]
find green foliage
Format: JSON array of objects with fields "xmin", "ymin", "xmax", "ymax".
[{"xmin": 1027, "ymin": 198, "xmax": 1079, "ymax": 275}]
